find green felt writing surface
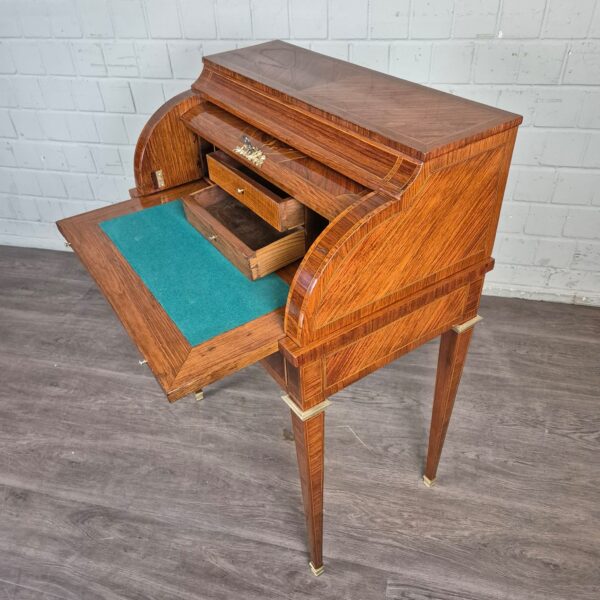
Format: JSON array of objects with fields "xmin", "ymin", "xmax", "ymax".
[{"xmin": 100, "ymin": 200, "xmax": 290, "ymax": 346}]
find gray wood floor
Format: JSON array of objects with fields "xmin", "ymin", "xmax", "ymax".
[{"xmin": 0, "ymin": 245, "xmax": 599, "ymax": 600}]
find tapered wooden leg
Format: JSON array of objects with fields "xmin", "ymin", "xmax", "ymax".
[
  {"xmin": 291, "ymin": 410, "xmax": 325, "ymax": 575},
  {"xmin": 424, "ymin": 324, "xmax": 475, "ymax": 486}
]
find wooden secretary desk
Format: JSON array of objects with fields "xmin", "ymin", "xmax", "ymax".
[{"xmin": 57, "ymin": 41, "xmax": 522, "ymax": 576}]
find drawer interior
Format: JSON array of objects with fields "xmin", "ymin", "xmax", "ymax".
[{"xmin": 183, "ymin": 186, "xmax": 306, "ymax": 280}]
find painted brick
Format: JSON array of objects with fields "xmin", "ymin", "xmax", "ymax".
[
  {"xmin": 168, "ymin": 42, "xmax": 203, "ymax": 79},
  {"xmin": 0, "ymin": 141, "xmax": 17, "ymax": 167},
  {"xmin": 474, "ymin": 42, "xmax": 520, "ymax": 83},
  {"xmin": 0, "ymin": 78, "xmax": 17, "ymax": 107},
  {"xmin": 309, "ymin": 42, "xmax": 348, "ymax": 61},
  {"xmin": 497, "ymin": 88, "xmax": 537, "ymax": 126},
  {"xmin": 50, "ymin": 0, "xmax": 82, "ymax": 38},
  {"xmin": 330, "ymin": 0, "xmax": 368, "ymax": 39},
  {"xmin": 542, "ymin": 0, "xmax": 596, "ymax": 39},
  {"xmin": 350, "ymin": 44, "xmax": 389, "ymax": 72},
  {"xmin": 145, "ymin": 0, "xmax": 181, "ymax": 38},
  {"xmin": 370, "ymin": 0, "xmax": 409, "ymax": 39},
  {"xmin": 99, "ymin": 81, "xmax": 135, "ymax": 113},
  {"xmin": 552, "ymin": 171, "xmax": 600, "ymax": 205},
  {"xmin": 498, "ymin": 0, "xmax": 545, "ymax": 39},
  {"xmin": 11, "ymin": 41, "xmax": 45, "ymax": 75},
  {"xmin": 534, "ymin": 89, "xmax": 584, "ymax": 127},
  {"xmin": 112, "ymin": 0, "xmax": 148, "ymax": 39},
  {"xmin": 79, "ymin": 0, "xmax": 114, "ymax": 39},
  {"xmin": 130, "ymin": 80, "xmax": 165, "ymax": 114},
  {"xmin": 511, "ymin": 129, "xmax": 546, "ymax": 166},
  {"xmin": 563, "ymin": 42, "xmax": 600, "ymax": 84},
  {"xmin": 571, "ymin": 242, "xmax": 600, "ymax": 271},
  {"xmin": 517, "ymin": 42, "xmax": 566, "ymax": 84},
  {"xmin": 389, "ymin": 43, "xmax": 431, "ymax": 83},
  {"xmin": 0, "ymin": 42, "xmax": 16, "ymax": 73},
  {"xmin": 12, "ymin": 171, "xmax": 42, "ymax": 197},
  {"xmin": 411, "ymin": 0, "xmax": 453, "ymax": 39},
  {"xmin": 10, "ymin": 110, "xmax": 44, "ymax": 140},
  {"xmin": 0, "ymin": 1, "xmax": 20, "ymax": 37},
  {"xmin": 590, "ymin": 4, "xmax": 600, "ymax": 38},
  {"xmin": 0, "ymin": 110, "xmax": 16, "ymax": 138},
  {"xmin": 38, "ymin": 112, "xmax": 70, "ymax": 141},
  {"xmin": 430, "ymin": 43, "xmax": 473, "ymax": 83},
  {"xmin": 123, "ymin": 115, "xmax": 148, "ymax": 143},
  {"xmin": 494, "ymin": 234, "xmax": 538, "ymax": 265},
  {"xmin": 453, "ymin": 0, "xmax": 499, "ymax": 39},
  {"xmin": 251, "ymin": 0, "xmax": 289, "ymax": 39},
  {"xmin": 497, "ymin": 201, "xmax": 529, "ymax": 233},
  {"xmin": 563, "ymin": 208, "xmax": 600, "ymax": 239},
  {"xmin": 524, "ymin": 205, "xmax": 569, "ymax": 236},
  {"xmin": 135, "ymin": 42, "xmax": 172, "ymax": 78},
  {"xmin": 290, "ymin": 0, "xmax": 328, "ymax": 39},
  {"xmin": 91, "ymin": 147, "xmax": 123, "ymax": 175},
  {"xmin": 12, "ymin": 79, "xmax": 44, "ymax": 109},
  {"xmin": 216, "ymin": 0, "xmax": 252, "ymax": 39},
  {"xmin": 94, "ymin": 114, "xmax": 128, "ymax": 144},
  {"xmin": 119, "ymin": 146, "xmax": 135, "ymax": 172},
  {"xmin": 18, "ymin": 0, "xmax": 51, "ymax": 38},
  {"xmin": 61, "ymin": 173, "xmax": 94, "ymax": 200},
  {"xmin": 180, "ymin": 0, "xmax": 217, "ymax": 39},
  {"xmin": 39, "ymin": 146, "xmax": 68, "ymax": 171},
  {"xmin": 582, "ymin": 133, "xmax": 600, "ymax": 168},
  {"xmin": 103, "ymin": 42, "xmax": 139, "ymax": 77},
  {"xmin": 63, "ymin": 145, "xmax": 96, "ymax": 173},
  {"xmin": 89, "ymin": 174, "xmax": 120, "ymax": 201},
  {"xmin": 65, "ymin": 114, "xmax": 99, "ymax": 142},
  {"xmin": 534, "ymin": 239, "xmax": 576, "ymax": 268},
  {"xmin": 540, "ymin": 131, "xmax": 589, "ymax": 167},
  {"xmin": 71, "ymin": 79, "xmax": 104, "ymax": 111},
  {"xmin": 38, "ymin": 41, "xmax": 76, "ymax": 76},
  {"xmin": 579, "ymin": 91, "xmax": 600, "ymax": 128},
  {"xmin": 39, "ymin": 78, "xmax": 75, "ymax": 111},
  {"xmin": 36, "ymin": 172, "xmax": 67, "ymax": 198},
  {"xmin": 446, "ymin": 84, "xmax": 500, "ymax": 106},
  {"xmin": 71, "ymin": 42, "xmax": 107, "ymax": 77}
]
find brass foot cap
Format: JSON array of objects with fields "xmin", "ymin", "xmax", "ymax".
[
  {"xmin": 309, "ymin": 561, "xmax": 324, "ymax": 576},
  {"xmin": 194, "ymin": 390, "xmax": 204, "ymax": 401},
  {"xmin": 423, "ymin": 475, "xmax": 436, "ymax": 488}
]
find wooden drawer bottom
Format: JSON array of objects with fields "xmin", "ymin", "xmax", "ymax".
[{"xmin": 183, "ymin": 186, "xmax": 305, "ymax": 280}]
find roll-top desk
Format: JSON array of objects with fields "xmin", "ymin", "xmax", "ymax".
[{"xmin": 57, "ymin": 40, "xmax": 522, "ymax": 576}]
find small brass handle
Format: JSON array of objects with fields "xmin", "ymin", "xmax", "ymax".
[
  {"xmin": 236, "ymin": 187, "xmax": 245, "ymax": 194},
  {"xmin": 208, "ymin": 235, "xmax": 217, "ymax": 241}
]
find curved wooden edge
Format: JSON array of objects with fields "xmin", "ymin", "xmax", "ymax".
[
  {"xmin": 284, "ymin": 128, "xmax": 519, "ymax": 346},
  {"xmin": 133, "ymin": 90, "xmax": 206, "ymax": 196}
]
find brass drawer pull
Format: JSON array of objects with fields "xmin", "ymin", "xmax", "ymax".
[
  {"xmin": 208, "ymin": 235, "xmax": 217, "ymax": 241},
  {"xmin": 236, "ymin": 187, "xmax": 245, "ymax": 194}
]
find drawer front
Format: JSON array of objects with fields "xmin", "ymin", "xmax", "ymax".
[
  {"xmin": 207, "ymin": 151, "xmax": 304, "ymax": 232},
  {"xmin": 183, "ymin": 186, "xmax": 305, "ymax": 280}
]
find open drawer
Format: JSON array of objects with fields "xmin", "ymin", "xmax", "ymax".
[
  {"xmin": 56, "ymin": 182, "xmax": 297, "ymax": 402},
  {"xmin": 207, "ymin": 151, "xmax": 304, "ymax": 232},
  {"xmin": 183, "ymin": 186, "xmax": 305, "ymax": 280}
]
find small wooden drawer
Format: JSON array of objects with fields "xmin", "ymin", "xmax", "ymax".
[
  {"xmin": 183, "ymin": 186, "xmax": 305, "ymax": 281},
  {"xmin": 207, "ymin": 150, "xmax": 304, "ymax": 232}
]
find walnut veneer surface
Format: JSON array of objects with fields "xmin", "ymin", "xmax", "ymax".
[{"xmin": 56, "ymin": 41, "xmax": 524, "ymax": 574}]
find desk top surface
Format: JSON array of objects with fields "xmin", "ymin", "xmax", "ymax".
[{"xmin": 204, "ymin": 40, "xmax": 522, "ymax": 160}]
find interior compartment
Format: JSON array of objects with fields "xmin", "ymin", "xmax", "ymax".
[{"xmin": 183, "ymin": 186, "xmax": 306, "ymax": 281}]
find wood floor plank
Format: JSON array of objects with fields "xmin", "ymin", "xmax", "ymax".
[{"xmin": 0, "ymin": 247, "xmax": 599, "ymax": 599}]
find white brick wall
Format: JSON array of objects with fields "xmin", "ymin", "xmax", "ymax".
[{"xmin": 0, "ymin": 0, "xmax": 599, "ymax": 306}]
